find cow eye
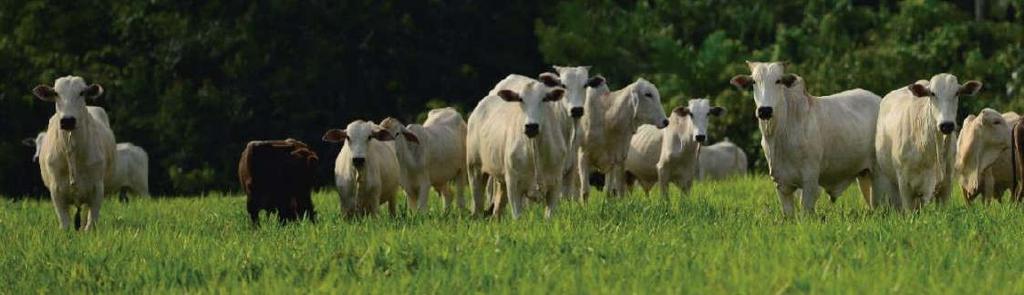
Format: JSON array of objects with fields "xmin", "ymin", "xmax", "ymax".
[
  {"xmin": 644, "ymin": 93, "xmax": 653, "ymax": 98},
  {"xmin": 994, "ymin": 121, "xmax": 1002, "ymax": 125},
  {"xmin": 775, "ymin": 79, "xmax": 781, "ymax": 84}
]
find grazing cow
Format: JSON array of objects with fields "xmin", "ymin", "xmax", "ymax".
[
  {"xmin": 698, "ymin": 138, "xmax": 748, "ymax": 180},
  {"xmin": 323, "ymin": 121, "xmax": 402, "ymax": 217},
  {"xmin": 956, "ymin": 110, "xmax": 1017, "ymax": 204},
  {"xmin": 380, "ymin": 107, "xmax": 468, "ymax": 212},
  {"xmin": 467, "ymin": 74, "xmax": 568, "ymax": 218},
  {"xmin": 625, "ymin": 99, "xmax": 724, "ymax": 199},
  {"xmin": 238, "ymin": 139, "xmax": 318, "ymax": 225},
  {"xmin": 875, "ymin": 74, "xmax": 982, "ymax": 210},
  {"xmin": 578, "ymin": 77, "xmax": 669, "ymax": 201},
  {"xmin": 113, "ymin": 143, "xmax": 150, "ymax": 200},
  {"xmin": 730, "ymin": 62, "xmax": 881, "ymax": 215},
  {"xmin": 33, "ymin": 76, "xmax": 116, "ymax": 230}
]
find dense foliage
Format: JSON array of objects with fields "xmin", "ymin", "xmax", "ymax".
[{"xmin": 1, "ymin": 0, "xmax": 1021, "ymax": 197}]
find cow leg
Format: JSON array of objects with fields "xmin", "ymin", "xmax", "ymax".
[
  {"xmin": 51, "ymin": 192, "xmax": 72, "ymax": 230},
  {"xmin": 983, "ymin": 171, "xmax": 996, "ymax": 203},
  {"xmin": 776, "ymin": 183, "xmax": 797, "ymax": 217},
  {"xmin": 417, "ymin": 183, "xmax": 430, "ymax": 213},
  {"xmin": 800, "ymin": 180, "xmax": 821, "ymax": 216},
  {"xmin": 454, "ymin": 171, "xmax": 467, "ymax": 211},
  {"xmin": 436, "ymin": 182, "xmax": 452, "ymax": 212},
  {"xmin": 856, "ymin": 173, "xmax": 874, "ymax": 209},
  {"xmin": 657, "ymin": 166, "xmax": 670, "ymax": 202},
  {"xmin": 544, "ymin": 185, "xmax": 558, "ymax": 219},
  {"xmin": 468, "ymin": 168, "xmax": 488, "ymax": 215},
  {"xmin": 247, "ymin": 200, "xmax": 260, "ymax": 226},
  {"xmin": 84, "ymin": 184, "xmax": 104, "ymax": 231},
  {"xmin": 505, "ymin": 176, "xmax": 524, "ymax": 219},
  {"xmin": 577, "ymin": 154, "xmax": 591, "ymax": 202}
]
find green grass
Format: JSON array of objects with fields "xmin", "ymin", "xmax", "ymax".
[{"xmin": 3, "ymin": 175, "xmax": 1024, "ymax": 294}]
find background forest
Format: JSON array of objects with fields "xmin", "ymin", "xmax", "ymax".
[{"xmin": 1, "ymin": 0, "xmax": 1021, "ymax": 197}]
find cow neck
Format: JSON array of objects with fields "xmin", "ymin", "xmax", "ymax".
[
  {"xmin": 667, "ymin": 114, "xmax": 699, "ymax": 158},
  {"xmin": 759, "ymin": 87, "xmax": 816, "ymax": 167},
  {"xmin": 58, "ymin": 115, "xmax": 96, "ymax": 186},
  {"xmin": 394, "ymin": 126, "xmax": 424, "ymax": 172},
  {"xmin": 582, "ymin": 86, "xmax": 609, "ymax": 145},
  {"xmin": 603, "ymin": 84, "xmax": 637, "ymax": 140}
]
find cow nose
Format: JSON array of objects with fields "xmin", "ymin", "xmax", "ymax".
[
  {"xmin": 570, "ymin": 107, "xmax": 584, "ymax": 118},
  {"xmin": 659, "ymin": 119, "xmax": 669, "ymax": 129},
  {"xmin": 524, "ymin": 123, "xmax": 540, "ymax": 138},
  {"xmin": 352, "ymin": 157, "xmax": 366, "ymax": 168},
  {"xmin": 757, "ymin": 107, "xmax": 774, "ymax": 120},
  {"xmin": 694, "ymin": 134, "xmax": 707, "ymax": 144},
  {"xmin": 59, "ymin": 117, "xmax": 77, "ymax": 130},
  {"xmin": 939, "ymin": 122, "xmax": 955, "ymax": 134}
]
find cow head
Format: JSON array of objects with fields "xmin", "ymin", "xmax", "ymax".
[
  {"xmin": 956, "ymin": 109, "xmax": 1010, "ymax": 190},
  {"xmin": 378, "ymin": 117, "xmax": 421, "ymax": 145},
  {"xmin": 33, "ymin": 76, "xmax": 103, "ymax": 131},
  {"xmin": 23, "ymin": 132, "xmax": 46, "ymax": 162},
  {"xmin": 496, "ymin": 81, "xmax": 565, "ymax": 139},
  {"xmin": 630, "ymin": 78, "xmax": 669, "ymax": 129},
  {"xmin": 908, "ymin": 74, "xmax": 982, "ymax": 135},
  {"xmin": 731, "ymin": 61, "xmax": 796, "ymax": 121},
  {"xmin": 672, "ymin": 99, "xmax": 725, "ymax": 144},
  {"xmin": 322, "ymin": 120, "xmax": 394, "ymax": 169},
  {"xmin": 553, "ymin": 66, "xmax": 592, "ymax": 119}
]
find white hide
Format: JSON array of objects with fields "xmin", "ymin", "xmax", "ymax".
[
  {"xmin": 113, "ymin": 143, "xmax": 150, "ymax": 198},
  {"xmin": 731, "ymin": 62, "xmax": 881, "ymax": 216},
  {"xmin": 875, "ymin": 73, "xmax": 983, "ymax": 210},
  {"xmin": 955, "ymin": 109, "xmax": 1017, "ymax": 203},
  {"xmin": 698, "ymin": 139, "xmax": 748, "ymax": 180},
  {"xmin": 380, "ymin": 107, "xmax": 468, "ymax": 212},
  {"xmin": 467, "ymin": 74, "xmax": 568, "ymax": 218},
  {"xmin": 324, "ymin": 120, "xmax": 401, "ymax": 217}
]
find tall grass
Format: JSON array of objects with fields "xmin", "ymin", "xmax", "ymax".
[{"xmin": 2, "ymin": 175, "xmax": 1023, "ymax": 293}]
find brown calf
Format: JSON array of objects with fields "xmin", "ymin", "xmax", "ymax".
[{"xmin": 238, "ymin": 139, "xmax": 318, "ymax": 225}]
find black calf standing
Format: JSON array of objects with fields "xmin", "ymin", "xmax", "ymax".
[{"xmin": 238, "ymin": 139, "xmax": 318, "ymax": 226}]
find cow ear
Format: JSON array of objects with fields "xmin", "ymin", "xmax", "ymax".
[
  {"xmin": 963, "ymin": 115, "xmax": 976, "ymax": 128},
  {"xmin": 82, "ymin": 84, "xmax": 104, "ymax": 99},
  {"xmin": 538, "ymin": 72, "xmax": 562, "ymax": 87},
  {"xmin": 908, "ymin": 83, "xmax": 932, "ymax": 97},
  {"xmin": 497, "ymin": 90, "xmax": 521, "ymax": 102},
  {"xmin": 33, "ymin": 85, "xmax": 57, "ymax": 102},
  {"xmin": 586, "ymin": 75, "xmax": 606, "ymax": 88},
  {"xmin": 400, "ymin": 131, "xmax": 419, "ymax": 144},
  {"xmin": 22, "ymin": 137, "xmax": 36, "ymax": 147},
  {"xmin": 709, "ymin": 106, "xmax": 726, "ymax": 117},
  {"xmin": 544, "ymin": 88, "xmax": 565, "ymax": 102},
  {"xmin": 372, "ymin": 129, "xmax": 395, "ymax": 141},
  {"xmin": 959, "ymin": 80, "xmax": 983, "ymax": 97},
  {"xmin": 673, "ymin": 106, "xmax": 690, "ymax": 117},
  {"xmin": 322, "ymin": 129, "xmax": 347, "ymax": 143},
  {"xmin": 780, "ymin": 74, "xmax": 797, "ymax": 87},
  {"xmin": 729, "ymin": 75, "xmax": 753, "ymax": 90}
]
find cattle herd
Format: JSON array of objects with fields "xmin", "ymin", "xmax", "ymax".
[{"xmin": 27, "ymin": 61, "xmax": 1024, "ymax": 230}]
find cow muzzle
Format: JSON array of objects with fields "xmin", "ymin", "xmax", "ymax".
[
  {"xmin": 60, "ymin": 117, "xmax": 77, "ymax": 130},
  {"xmin": 352, "ymin": 157, "xmax": 366, "ymax": 168},
  {"xmin": 524, "ymin": 123, "xmax": 540, "ymax": 138},
  {"xmin": 757, "ymin": 107, "xmax": 773, "ymax": 120},
  {"xmin": 939, "ymin": 122, "xmax": 955, "ymax": 134},
  {"xmin": 694, "ymin": 134, "xmax": 707, "ymax": 144},
  {"xmin": 570, "ymin": 107, "xmax": 584, "ymax": 119},
  {"xmin": 658, "ymin": 119, "xmax": 669, "ymax": 129}
]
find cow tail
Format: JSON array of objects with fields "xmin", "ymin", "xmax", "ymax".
[{"xmin": 74, "ymin": 206, "xmax": 82, "ymax": 230}]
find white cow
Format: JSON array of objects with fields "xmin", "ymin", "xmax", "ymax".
[
  {"xmin": 467, "ymin": 74, "xmax": 568, "ymax": 218},
  {"xmin": 323, "ymin": 120, "xmax": 402, "ymax": 217},
  {"xmin": 33, "ymin": 76, "xmax": 116, "ymax": 230},
  {"xmin": 875, "ymin": 74, "xmax": 982, "ymax": 210},
  {"xmin": 26, "ymin": 132, "xmax": 149, "ymax": 200},
  {"xmin": 578, "ymin": 77, "xmax": 669, "ymax": 200},
  {"xmin": 698, "ymin": 138, "xmax": 748, "ymax": 180},
  {"xmin": 380, "ymin": 107, "xmax": 468, "ymax": 212},
  {"xmin": 551, "ymin": 66, "xmax": 598, "ymax": 201},
  {"xmin": 625, "ymin": 99, "xmax": 724, "ymax": 199},
  {"xmin": 955, "ymin": 109, "xmax": 1016, "ymax": 204},
  {"xmin": 113, "ymin": 143, "xmax": 150, "ymax": 199},
  {"xmin": 730, "ymin": 62, "xmax": 881, "ymax": 215}
]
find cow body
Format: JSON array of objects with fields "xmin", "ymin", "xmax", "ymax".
[
  {"xmin": 467, "ymin": 74, "xmax": 568, "ymax": 218},
  {"xmin": 955, "ymin": 110, "xmax": 1017, "ymax": 203},
  {"xmin": 324, "ymin": 121, "xmax": 401, "ymax": 217},
  {"xmin": 698, "ymin": 139, "xmax": 748, "ymax": 180},
  {"xmin": 380, "ymin": 107, "xmax": 468, "ymax": 212},
  {"xmin": 578, "ymin": 78, "xmax": 669, "ymax": 200},
  {"xmin": 875, "ymin": 74, "xmax": 982, "ymax": 210},
  {"xmin": 34, "ymin": 76, "xmax": 116, "ymax": 230},
  {"xmin": 731, "ymin": 62, "xmax": 880, "ymax": 215},
  {"xmin": 238, "ymin": 139, "xmax": 318, "ymax": 225}
]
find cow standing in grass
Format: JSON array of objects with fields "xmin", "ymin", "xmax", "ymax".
[
  {"xmin": 238, "ymin": 139, "xmax": 319, "ymax": 225},
  {"xmin": 956, "ymin": 109, "xmax": 1018, "ymax": 204},
  {"xmin": 380, "ymin": 107, "xmax": 468, "ymax": 213},
  {"xmin": 33, "ymin": 76, "xmax": 116, "ymax": 230},
  {"xmin": 731, "ymin": 62, "xmax": 881, "ymax": 215}
]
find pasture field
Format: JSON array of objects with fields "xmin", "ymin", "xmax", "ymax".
[{"xmin": 3, "ymin": 175, "xmax": 1024, "ymax": 294}]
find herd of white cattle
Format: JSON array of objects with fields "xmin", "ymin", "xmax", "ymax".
[{"xmin": 30, "ymin": 60, "xmax": 1013, "ymax": 229}]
